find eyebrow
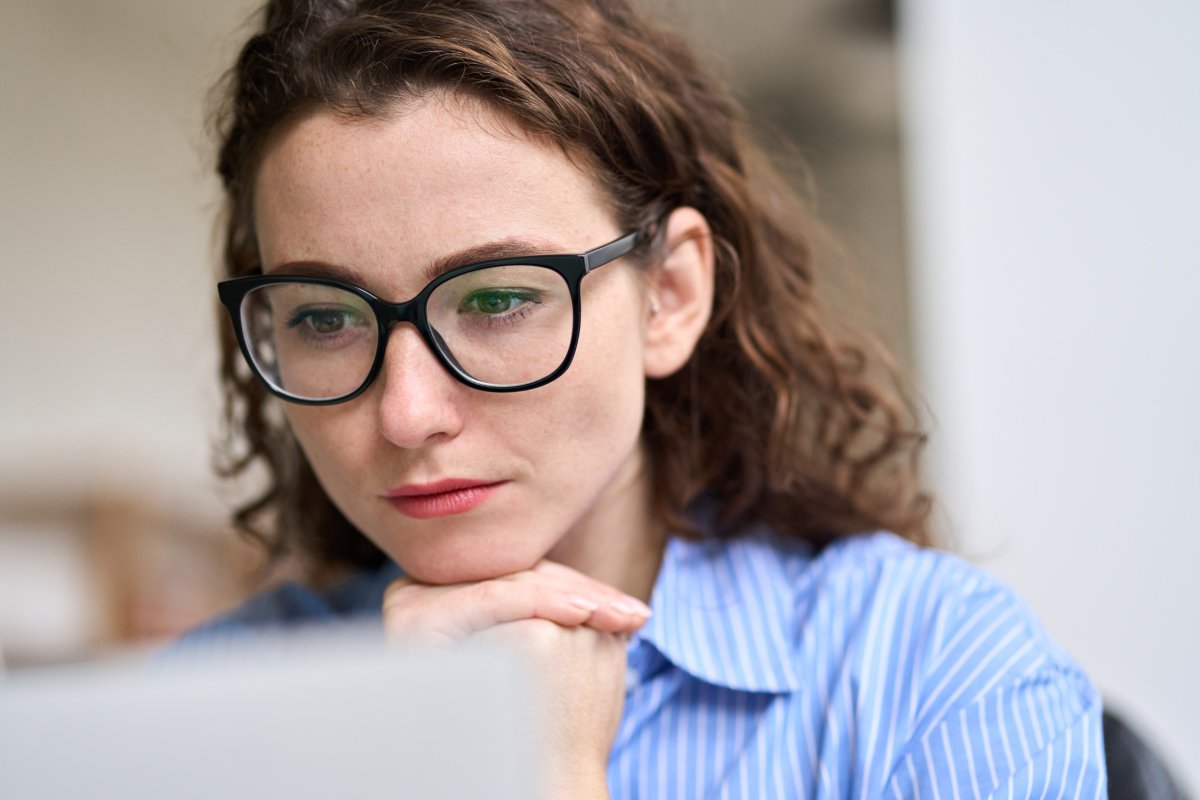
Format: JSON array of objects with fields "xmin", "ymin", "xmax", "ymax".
[{"xmin": 267, "ymin": 236, "xmax": 566, "ymax": 294}]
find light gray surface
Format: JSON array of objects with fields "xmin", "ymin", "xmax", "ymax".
[
  {"xmin": 0, "ymin": 632, "xmax": 537, "ymax": 799},
  {"xmin": 900, "ymin": 0, "xmax": 1200, "ymax": 792}
]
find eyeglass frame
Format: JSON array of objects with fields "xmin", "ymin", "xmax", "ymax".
[{"xmin": 217, "ymin": 229, "xmax": 648, "ymax": 405}]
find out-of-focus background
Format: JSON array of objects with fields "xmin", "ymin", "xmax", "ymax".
[{"xmin": 1, "ymin": 0, "xmax": 1196, "ymax": 790}]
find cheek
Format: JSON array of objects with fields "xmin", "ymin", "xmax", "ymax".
[
  {"xmin": 582, "ymin": 269, "xmax": 650, "ymax": 393},
  {"xmin": 282, "ymin": 404, "xmax": 373, "ymax": 495},
  {"xmin": 536, "ymin": 276, "xmax": 648, "ymax": 464}
]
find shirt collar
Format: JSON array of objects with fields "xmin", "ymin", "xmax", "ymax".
[{"xmin": 635, "ymin": 525, "xmax": 812, "ymax": 694}]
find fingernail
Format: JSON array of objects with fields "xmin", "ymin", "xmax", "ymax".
[
  {"xmin": 567, "ymin": 594, "xmax": 599, "ymax": 612},
  {"xmin": 612, "ymin": 597, "xmax": 653, "ymax": 618}
]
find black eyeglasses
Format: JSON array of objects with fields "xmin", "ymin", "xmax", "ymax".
[{"xmin": 218, "ymin": 230, "xmax": 645, "ymax": 404}]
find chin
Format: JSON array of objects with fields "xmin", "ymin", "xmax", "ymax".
[{"xmin": 384, "ymin": 531, "xmax": 548, "ymax": 585}]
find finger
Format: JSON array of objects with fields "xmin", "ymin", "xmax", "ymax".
[
  {"xmin": 472, "ymin": 620, "xmax": 630, "ymax": 663},
  {"xmin": 530, "ymin": 561, "xmax": 653, "ymax": 629},
  {"xmin": 498, "ymin": 563, "xmax": 652, "ymax": 628},
  {"xmin": 577, "ymin": 601, "xmax": 651, "ymax": 635},
  {"xmin": 383, "ymin": 579, "xmax": 603, "ymax": 644},
  {"xmin": 530, "ymin": 561, "xmax": 653, "ymax": 614},
  {"xmin": 386, "ymin": 569, "xmax": 651, "ymax": 637}
]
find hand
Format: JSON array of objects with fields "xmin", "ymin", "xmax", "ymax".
[
  {"xmin": 382, "ymin": 559, "xmax": 651, "ymax": 647},
  {"xmin": 479, "ymin": 619, "xmax": 627, "ymax": 800},
  {"xmin": 381, "ymin": 561, "xmax": 651, "ymax": 799}
]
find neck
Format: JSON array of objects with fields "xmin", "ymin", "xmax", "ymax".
[{"xmin": 546, "ymin": 445, "xmax": 665, "ymax": 603}]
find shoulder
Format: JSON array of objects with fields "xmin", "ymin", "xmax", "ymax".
[
  {"xmin": 170, "ymin": 561, "xmax": 402, "ymax": 649},
  {"xmin": 774, "ymin": 531, "xmax": 1107, "ymax": 794},
  {"xmin": 783, "ymin": 530, "xmax": 1096, "ymax": 721},
  {"xmin": 820, "ymin": 533, "xmax": 1037, "ymax": 638},
  {"xmin": 780, "ymin": 530, "xmax": 1071, "ymax": 673}
]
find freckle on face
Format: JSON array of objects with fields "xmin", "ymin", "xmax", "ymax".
[{"xmin": 253, "ymin": 95, "xmax": 651, "ymax": 584}]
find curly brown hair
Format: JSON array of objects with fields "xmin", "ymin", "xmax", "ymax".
[{"xmin": 212, "ymin": 0, "xmax": 933, "ymax": 575}]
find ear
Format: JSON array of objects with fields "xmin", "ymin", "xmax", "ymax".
[{"xmin": 642, "ymin": 207, "xmax": 715, "ymax": 379}]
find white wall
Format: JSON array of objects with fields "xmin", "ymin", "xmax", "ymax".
[
  {"xmin": 0, "ymin": 1, "xmax": 262, "ymax": 660},
  {"xmin": 0, "ymin": 1, "xmax": 258, "ymax": 499},
  {"xmin": 900, "ymin": 0, "xmax": 1199, "ymax": 790}
]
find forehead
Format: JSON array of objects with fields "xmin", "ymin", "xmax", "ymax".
[{"xmin": 252, "ymin": 94, "xmax": 614, "ymax": 290}]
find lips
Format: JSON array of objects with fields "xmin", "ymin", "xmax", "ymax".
[{"xmin": 384, "ymin": 479, "xmax": 507, "ymax": 519}]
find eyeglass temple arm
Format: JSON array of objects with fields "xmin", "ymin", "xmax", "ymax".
[{"xmin": 582, "ymin": 231, "xmax": 644, "ymax": 274}]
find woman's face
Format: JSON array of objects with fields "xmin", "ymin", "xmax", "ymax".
[{"xmin": 253, "ymin": 95, "xmax": 654, "ymax": 584}]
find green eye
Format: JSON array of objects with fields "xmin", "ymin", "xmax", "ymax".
[{"xmin": 461, "ymin": 290, "xmax": 533, "ymax": 315}]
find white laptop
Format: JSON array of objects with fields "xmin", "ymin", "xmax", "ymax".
[{"xmin": 0, "ymin": 627, "xmax": 538, "ymax": 799}]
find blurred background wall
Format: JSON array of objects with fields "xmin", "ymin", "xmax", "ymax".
[
  {"xmin": 0, "ymin": 1, "xmax": 263, "ymax": 664},
  {"xmin": 0, "ymin": 0, "xmax": 1195, "ymax": 790},
  {"xmin": 901, "ymin": 1, "xmax": 1199, "ymax": 787}
]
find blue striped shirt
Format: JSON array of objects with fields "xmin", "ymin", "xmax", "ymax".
[
  {"xmin": 182, "ymin": 528, "xmax": 1107, "ymax": 798},
  {"xmin": 613, "ymin": 528, "xmax": 1106, "ymax": 798}
]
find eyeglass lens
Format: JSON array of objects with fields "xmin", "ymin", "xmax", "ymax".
[{"xmin": 240, "ymin": 265, "xmax": 574, "ymax": 400}]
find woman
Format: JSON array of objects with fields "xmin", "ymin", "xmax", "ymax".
[{"xmin": 199, "ymin": 0, "xmax": 1107, "ymax": 796}]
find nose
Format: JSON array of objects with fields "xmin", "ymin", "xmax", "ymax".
[{"xmin": 373, "ymin": 323, "xmax": 465, "ymax": 449}]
